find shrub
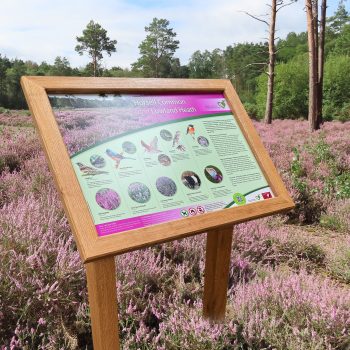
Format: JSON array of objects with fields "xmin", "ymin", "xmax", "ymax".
[
  {"xmin": 327, "ymin": 243, "xmax": 350, "ymax": 284},
  {"xmin": 289, "ymin": 135, "xmax": 350, "ymax": 223},
  {"xmin": 231, "ymin": 270, "xmax": 350, "ymax": 350},
  {"xmin": 243, "ymin": 101, "xmax": 259, "ymax": 120},
  {"xmin": 234, "ymin": 220, "xmax": 326, "ymax": 271},
  {"xmin": 323, "ymin": 55, "xmax": 350, "ymax": 121},
  {"xmin": 0, "ymin": 194, "xmax": 87, "ymax": 348}
]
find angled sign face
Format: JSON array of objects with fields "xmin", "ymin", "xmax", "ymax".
[
  {"xmin": 21, "ymin": 77, "xmax": 294, "ymax": 262},
  {"xmin": 49, "ymin": 93, "xmax": 274, "ymax": 236}
]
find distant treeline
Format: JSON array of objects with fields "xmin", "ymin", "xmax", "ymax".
[{"xmin": 1, "ymin": 6, "xmax": 349, "ymax": 121}]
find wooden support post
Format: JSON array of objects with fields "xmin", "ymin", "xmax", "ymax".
[
  {"xmin": 203, "ymin": 226, "xmax": 233, "ymax": 322},
  {"xmin": 86, "ymin": 256, "xmax": 120, "ymax": 350}
]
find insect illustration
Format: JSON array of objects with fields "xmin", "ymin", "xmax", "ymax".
[
  {"xmin": 186, "ymin": 124, "xmax": 195, "ymax": 140},
  {"xmin": 172, "ymin": 131, "xmax": 181, "ymax": 147},
  {"xmin": 176, "ymin": 144, "xmax": 186, "ymax": 152},
  {"xmin": 106, "ymin": 149, "xmax": 136, "ymax": 169},
  {"xmin": 181, "ymin": 171, "xmax": 201, "ymax": 190},
  {"xmin": 141, "ymin": 136, "xmax": 161, "ymax": 153},
  {"xmin": 218, "ymin": 99, "xmax": 226, "ymax": 109},
  {"xmin": 76, "ymin": 162, "xmax": 109, "ymax": 176}
]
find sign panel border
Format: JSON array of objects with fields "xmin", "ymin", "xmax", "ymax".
[{"xmin": 21, "ymin": 77, "xmax": 294, "ymax": 263}]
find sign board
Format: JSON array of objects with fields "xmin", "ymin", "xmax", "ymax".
[
  {"xmin": 49, "ymin": 92, "xmax": 274, "ymax": 236},
  {"xmin": 21, "ymin": 77, "xmax": 294, "ymax": 262}
]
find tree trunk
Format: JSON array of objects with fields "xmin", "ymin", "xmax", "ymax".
[
  {"xmin": 264, "ymin": 0, "xmax": 277, "ymax": 124},
  {"xmin": 313, "ymin": 0, "xmax": 320, "ymax": 129},
  {"xmin": 306, "ymin": 0, "xmax": 319, "ymax": 131},
  {"xmin": 318, "ymin": 0, "xmax": 327, "ymax": 125},
  {"xmin": 93, "ymin": 55, "xmax": 97, "ymax": 77}
]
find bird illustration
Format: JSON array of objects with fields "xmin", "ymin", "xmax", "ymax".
[
  {"xmin": 141, "ymin": 136, "xmax": 161, "ymax": 153},
  {"xmin": 76, "ymin": 162, "xmax": 108, "ymax": 176},
  {"xmin": 172, "ymin": 131, "xmax": 181, "ymax": 147},
  {"xmin": 106, "ymin": 149, "xmax": 135, "ymax": 169},
  {"xmin": 186, "ymin": 124, "xmax": 195, "ymax": 140}
]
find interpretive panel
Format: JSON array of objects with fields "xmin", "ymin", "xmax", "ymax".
[{"xmin": 49, "ymin": 93, "xmax": 273, "ymax": 236}]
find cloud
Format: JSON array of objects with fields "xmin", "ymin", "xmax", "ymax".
[{"xmin": 0, "ymin": 0, "xmax": 343, "ymax": 69}]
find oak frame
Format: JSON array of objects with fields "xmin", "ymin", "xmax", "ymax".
[{"xmin": 21, "ymin": 76, "xmax": 294, "ymax": 263}]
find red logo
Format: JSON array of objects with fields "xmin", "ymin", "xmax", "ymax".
[
  {"xmin": 262, "ymin": 192, "xmax": 272, "ymax": 199},
  {"xmin": 189, "ymin": 208, "xmax": 197, "ymax": 216},
  {"xmin": 197, "ymin": 206, "xmax": 205, "ymax": 214}
]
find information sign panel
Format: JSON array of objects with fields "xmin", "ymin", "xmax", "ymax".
[
  {"xmin": 49, "ymin": 93, "xmax": 274, "ymax": 236},
  {"xmin": 21, "ymin": 77, "xmax": 294, "ymax": 262}
]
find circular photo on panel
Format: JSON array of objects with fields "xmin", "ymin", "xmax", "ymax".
[
  {"xmin": 181, "ymin": 171, "xmax": 201, "ymax": 190},
  {"xmin": 95, "ymin": 188, "xmax": 121, "ymax": 210},
  {"xmin": 204, "ymin": 165, "xmax": 223, "ymax": 183},
  {"xmin": 158, "ymin": 154, "xmax": 171, "ymax": 166},
  {"xmin": 128, "ymin": 182, "xmax": 151, "ymax": 203},
  {"xmin": 90, "ymin": 154, "xmax": 106, "ymax": 168},
  {"xmin": 160, "ymin": 129, "xmax": 173, "ymax": 141},
  {"xmin": 122, "ymin": 141, "xmax": 137, "ymax": 154},
  {"xmin": 156, "ymin": 176, "xmax": 177, "ymax": 197},
  {"xmin": 197, "ymin": 136, "xmax": 209, "ymax": 147}
]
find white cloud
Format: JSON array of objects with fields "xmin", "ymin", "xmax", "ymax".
[{"xmin": 0, "ymin": 0, "xmax": 343, "ymax": 69}]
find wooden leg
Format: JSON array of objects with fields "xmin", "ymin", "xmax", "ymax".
[
  {"xmin": 203, "ymin": 226, "xmax": 233, "ymax": 322},
  {"xmin": 85, "ymin": 256, "xmax": 120, "ymax": 350}
]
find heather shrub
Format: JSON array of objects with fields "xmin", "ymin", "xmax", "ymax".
[
  {"xmin": 254, "ymin": 121, "xmax": 350, "ymax": 222},
  {"xmin": 321, "ymin": 199, "xmax": 350, "ymax": 232},
  {"xmin": 0, "ymin": 128, "xmax": 40, "ymax": 175},
  {"xmin": 326, "ymin": 237, "xmax": 350, "ymax": 284},
  {"xmin": 1, "ymin": 115, "xmax": 349, "ymax": 349},
  {"xmin": 234, "ymin": 220, "xmax": 326, "ymax": 271},
  {"xmin": 231, "ymin": 270, "xmax": 350, "ymax": 350},
  {"xmin": 155, "ymin": 301, "xmax": 241, "ymax": 350},
  {"xmin": 289, "ymin": 135, "xmax": 350, "ymax": 224},
  {"xmin": 0, "ymin": 111, "xmax": 32, "ymax": 127},
  {"xmin": 120, "ymin": 297, "xmax": 249, "ymax": 350},
  {"xmin": 0, "ymin": 193, "xmax": 88, "ymax": 348},
  {"xmin": 0, "ymin": 155, "xmax": 51, "ymax": 207},
  {"xmin": 320, "ymin": 214, "xmax": 344, "ymax": 231},
  {"xmin": 328, "ymin": 250, "xmax": 350, "ymax": 284},
  {"xmin": 115, "ymin": 235, "xmax": 261, "ymax": 349}
]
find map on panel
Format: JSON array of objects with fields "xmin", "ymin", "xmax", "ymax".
[{"xmin": 49, "ymin": 93, "xmax": 273, "ymax": 236}]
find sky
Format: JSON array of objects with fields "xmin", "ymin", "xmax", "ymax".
[{"xmin": 0, "ymin": 0, "xmax": 347, "ymax": 69}]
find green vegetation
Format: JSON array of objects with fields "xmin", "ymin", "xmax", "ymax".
[
  {"xmin": 290, "ymin": 135, "xmax": 350, "ymax": 224},
  {"xmin": 131, "ymin": 18, "xmax": 182, "ymax": 78},
  {"xmin": 323, "ymin": 54, "xmax": 350, "ymax": 121},
  {"xmin": 75, "ymin": 20, "xmax": 117, "ymax": 77},
  {"xmin": 0, "ymin": 5, "xmax": 350, "ymax": 120},
  {"xmin": 256, "ymin": 55, "xmax": 308, "ymax": 119}
]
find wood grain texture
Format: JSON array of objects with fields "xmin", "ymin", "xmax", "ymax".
[
  {"xmin": 203, "ymin": 226, "xmax": 233, "ymax": 321},
  {"xmin": 22, "ymin": 76, "xmax": 229, "ymax": 93},
  {"xmin": 20, "ymin": 76, "xmax": 295, "ymax": 262},
  {"xmin": 85, "ymin": 257, "xmax": 120, "ymax": 350},
  {"xmin": 20, "ymin": 77, "xmax": 97, "ymax": 261}
]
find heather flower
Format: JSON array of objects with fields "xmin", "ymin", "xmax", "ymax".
[{"xmin": 95, "ymin": 188, "xmax": 121, "ymax": 210}]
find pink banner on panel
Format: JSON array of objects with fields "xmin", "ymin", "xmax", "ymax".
[{"xmin": 128, "ymin": 94, "xmax": 231, "ymax": 123}]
